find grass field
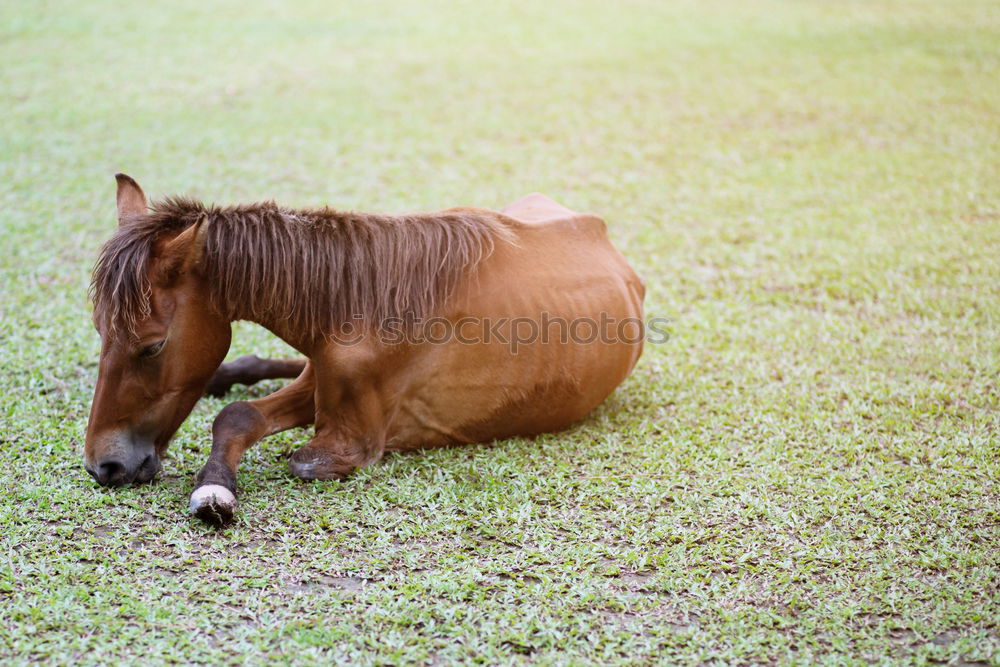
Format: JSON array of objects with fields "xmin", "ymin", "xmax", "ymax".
[{"xmin": 2, "ymin": 0, "xmax": 999, "ymax": 663}]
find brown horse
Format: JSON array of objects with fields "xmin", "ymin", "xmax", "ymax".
[{"xmin": 86, "ymin": 174, "xmax": 645, "ymax": 524}]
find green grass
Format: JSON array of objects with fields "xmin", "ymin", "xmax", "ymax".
[{"xmin": 2, "ymin": 0, "xmax": 999, "ymax": 663}]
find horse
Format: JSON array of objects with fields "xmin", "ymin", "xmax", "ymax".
[{"xmin": 85, "ymin": 174, "xmax": 645, "ymax": 525}]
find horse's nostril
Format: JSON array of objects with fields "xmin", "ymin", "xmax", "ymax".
[
  {"xmin": 135, "ymin": 454, "xmax": 161, "ymax": 483},
  {"xmin": 94, "ymin": 460, "xmax": 128, "ymax": 486}
]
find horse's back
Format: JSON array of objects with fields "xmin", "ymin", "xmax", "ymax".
[
  {"xmin": 499, "ymin": 193, "xmax": 644, "ymax": 316},
  {"xmin": 500, "ymin": 192, "xmax": 581, "ymax": 225},
  {"xmin": 384, "ymin": 196, "xmax": 645, "ymax": 450}
]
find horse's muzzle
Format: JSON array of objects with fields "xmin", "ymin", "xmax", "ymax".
[{"xmin": 86, "ymin": 451, "xmax": 160, "ymax": 487}]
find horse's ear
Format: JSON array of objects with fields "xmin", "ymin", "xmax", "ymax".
[
  {"xmin": 115, "ymin": 173, "xmax": 148, "ymax": 224},
  {"xmin": 157, "ymin": 218, "xmax": 208, "ymax": 284}
]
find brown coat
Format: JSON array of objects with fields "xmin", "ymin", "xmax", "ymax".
[{"xmin": 85, "ymin": 176, "xmax": 644, "ymax": 524}]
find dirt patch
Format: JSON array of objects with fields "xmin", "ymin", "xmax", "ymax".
[{"xmin": 284, "ymin": 575, "xmax": 366, "ymax": 593}]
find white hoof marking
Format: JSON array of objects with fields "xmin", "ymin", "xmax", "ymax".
[{"xmin": 189, "ymin": 484, "xmax": 236, "ymax": 514}]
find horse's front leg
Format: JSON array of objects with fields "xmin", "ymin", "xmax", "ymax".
[
  {"xmin": 288, "ymin": 375, "xmax": 388, "ymax": 481},
  {"xmin": 204, "ymin": 355, "xmax": 308, "ymax": 397},
  {"xmin": 190, "ymin": 363, "xmax": 316, "ymax": 525}
]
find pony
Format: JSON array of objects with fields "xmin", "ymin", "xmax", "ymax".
[{"xmin": 86, "ymin": 174, "xmax": 645, "ymax": 524}]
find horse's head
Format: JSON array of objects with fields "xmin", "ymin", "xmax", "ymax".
[{"xmin": 84, "ymin": 175, "xmax": 231, "ymax": 486}]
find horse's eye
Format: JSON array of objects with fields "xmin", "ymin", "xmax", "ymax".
[{"xmin": 138, "ymin": 340, "xmax": 165, "ymax": 358}]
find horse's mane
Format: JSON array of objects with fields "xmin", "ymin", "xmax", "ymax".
[{"xmin": 91, "ymin": 197, "xmax": 517, "ymax": 338}]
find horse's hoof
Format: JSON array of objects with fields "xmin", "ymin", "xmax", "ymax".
[
  {"xmin": 189, "ymin": 484, "xmax": 237, "ymax": 526},
  {"xmin": 288, "ymin": 454, "xmax": 320, "ymax": 480},
  {"xmin": 289, "ymin": 451, "xmax": 354, "ymax": 481},
  {"xmin": 203, "ymin": 373, "xmax": 234, "ymax": 397}
]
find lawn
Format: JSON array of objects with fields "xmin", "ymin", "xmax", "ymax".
[{"xmin": 1, "ymin": 0, "xmax": 999, "ymax": 663}]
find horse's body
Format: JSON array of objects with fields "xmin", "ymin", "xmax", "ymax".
[
  {"xmin": 85, "ymin": 176, "xmax": 644, "ymax": 524},
  {"xmin": 374, "ymin": 194, "xmax": 644, "ymax": 451}
]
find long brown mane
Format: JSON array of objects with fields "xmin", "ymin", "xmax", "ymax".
[{"xmin": 91, "ymin": 198, "xmax": 516, "ymax": 337}]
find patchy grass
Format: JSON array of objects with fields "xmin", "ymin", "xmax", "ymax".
[{"xmin": 2, "ymin": 0, "xmax": 999, "ymax": 662}]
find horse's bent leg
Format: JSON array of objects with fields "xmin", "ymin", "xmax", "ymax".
[
  {"xmin": 204, "ymin": 355, "xmax": 308, "ymax": 397},
  {"xmin": 288, "ymin": 378, "xmax": 386, "ymax": 481},
  {"xmin": 288, "ymin": 433, "xmax": 384, "ymax": 481},
  {"xmin": 190, "ymin": 363, "xmax": 315, "ymax": 525}
]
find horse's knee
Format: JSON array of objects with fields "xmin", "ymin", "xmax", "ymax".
[{"xmin": 212, "ymin": 401, "xmax": 267, "ymax": 444}]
